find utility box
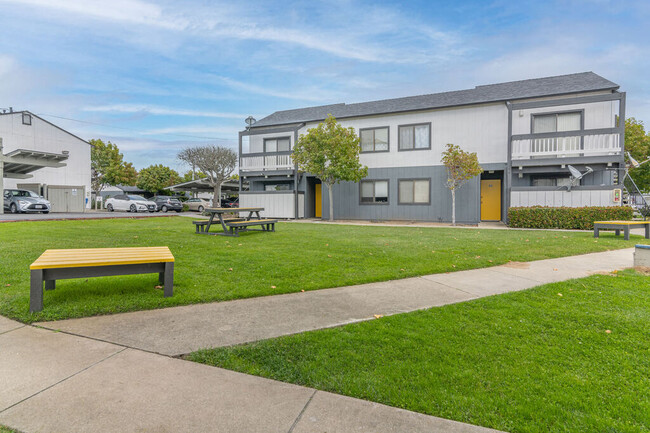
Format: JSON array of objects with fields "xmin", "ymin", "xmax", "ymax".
[{"xmin": 634, "ymin": 244, "xmax": 650, "ymax": 267}]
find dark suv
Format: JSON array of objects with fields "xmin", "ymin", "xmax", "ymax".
[{"xmin": 153, "ymin": 196, "xmax": 183, "ymax": 213}]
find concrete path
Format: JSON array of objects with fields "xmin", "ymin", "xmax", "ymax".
[
  {"xmin": 0, "ymin": 315, "xmax": 500, "ymax": 433},
  {"xmin": 36, "ymin": 248, "xmax": 633, "ymax": 356}
]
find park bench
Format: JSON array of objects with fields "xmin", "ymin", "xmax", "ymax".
[
  {"xmin": 224, "ymin": 219, "xmax": 278, "ymax": 237},
  {"xmin": 593, "ymin": 220, "xmax": 650, "ymax": 241},
  {"xmin": 29, "ymin": 246, "xmax": 175, "ymax": 313}
]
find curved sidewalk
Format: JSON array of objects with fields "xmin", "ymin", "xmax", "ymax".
[
  {"xmin": 36, "ymin": 248, "xmax": 633, "ymax": 356},
  {"xmin": 0, "ymin": 248, "xmax": 633, "ymax": 433}
]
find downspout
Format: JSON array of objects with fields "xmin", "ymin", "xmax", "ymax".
[
  {"xmin": 293, "ymin": 123, "xmax": 305, "ymax": 220},
  {"xmin": 505, "ymin": 101, "xmax": 513, "ymax": 225}
]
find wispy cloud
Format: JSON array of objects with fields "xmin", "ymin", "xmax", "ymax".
[{"xmin": 83, "ymin": 104, "xmax": 248, "ymax": 119}]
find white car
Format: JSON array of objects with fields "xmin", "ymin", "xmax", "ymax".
[
  {"xmin": 186, "ymin": 198, "xmax": 211, "ymax": 212},
  {"xmin": 105, "ymin": 194, "xmax": 157, "ymax": 213}
]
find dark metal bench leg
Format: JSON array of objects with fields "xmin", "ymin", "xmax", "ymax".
[
  {"xmin": 45, "ymin": 280, "xmax": 55, "ymax": 291},
  {"xmin": 594, "ymin": 228, "xmax": 599, "ymax": 238},
  {"xmin": 163, "ymin": 262, "xmax": 173, "ymax": 297},
  {"xmin": 646, "ymin": 224, "xmax": 649, "ymax": 239},
  {"xmin": 625, "ymin": 227, "xmax": 630, "ymax": 241},
  {"xmin": 615, "ymin": 229, "xmax": 620, "ymax": 237},
  {"xmin": 159, "ymin": 272, "xmax": 164, "ymax": 285},
  {"xmin": 30, "ymin": 269, "xmax": 44, "ymax": 313}
]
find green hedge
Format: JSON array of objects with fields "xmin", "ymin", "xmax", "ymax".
[{"xmin": 508, "ymin": 206, "xmax": 634, "ymax": 230}]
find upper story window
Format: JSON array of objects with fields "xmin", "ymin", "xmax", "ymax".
[
  {"xmin": 398, "ymin": 123, "xmax": 430, "ymax": 151},
  {"xmin": 360, "ymin": 127, "xmax": 389, "ymax": 153},
  {"xmin": 22, "ymin": 113, "xmax": 32, "ymax": 125},
  {"xmin": 264, "ymin": 137, "xmax": 291, "ymax": 152},
  {"xmin": 532, "ymin": 112, "xmax": 582, "ymax": 133},
  {"xmin": 360, "ymin": 179, "xmax": 389, "ymax": 204}
]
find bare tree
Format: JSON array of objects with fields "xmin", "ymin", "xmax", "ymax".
[{"xmin": 177, "ymin": 145, "xmax": 237, "ymax": 206}]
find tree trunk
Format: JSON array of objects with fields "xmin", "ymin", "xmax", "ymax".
[
  {"xmin": 213, "ymin": 183, "xmax": 221, "ymax": 207},
  {"xmin": 327, "ymin": 182, "xmax": 334, "ymax": 222},
  {"xmin": 451, "ymin": 189, "xmax": 456, "ymax": 226}
]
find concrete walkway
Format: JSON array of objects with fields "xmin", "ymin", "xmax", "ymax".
[
  {"xmin": 0, "ymin": 315, "xmax": 500, "ymax": 433},
  {"xmin": 1, "ymin": 248, "xmax": 633, "ymax": 432},
  {"xmin": 36, "ymin": 248, "xmax": 633, "ymax": 356}
]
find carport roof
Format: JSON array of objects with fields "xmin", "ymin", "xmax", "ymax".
[
  {"xmin": 2, "ymin": 148, "xmax": 69, "ymax": 176},
  {"xmin": 169, "ymin": 178, "xmax": 245, "ymax": 192}
]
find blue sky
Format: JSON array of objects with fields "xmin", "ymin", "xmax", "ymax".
[{"xmin": 0, "ymin": 0, "xmax": 648, "ymax": 173}]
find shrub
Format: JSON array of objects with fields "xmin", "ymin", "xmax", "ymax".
[
  {"xmin": 182, "ymin": 204, "xmax": 189, "ymax": 212},
  {"xmin": 508, "ymin": 206, "xmax": 634, "ymax": 230}
]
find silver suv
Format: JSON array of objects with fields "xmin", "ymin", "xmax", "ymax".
[{"xmin": 3, "ymin": 189, "xmax": 51, "ymax": 214}]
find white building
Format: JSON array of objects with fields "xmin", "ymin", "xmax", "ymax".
[
  {"xmin": 0, "ymin": 111, "xmax": 91, "ymax": 212},
  {"xmin": 238, "ymin": 72, "xmax": 625, "ymax": 223}
]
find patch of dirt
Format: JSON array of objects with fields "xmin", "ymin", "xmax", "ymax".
[{"xmin": 633, "ymin": 266, "xmax": 650, "ymax": 276}]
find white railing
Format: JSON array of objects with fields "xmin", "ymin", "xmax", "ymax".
[
  {"xmin": 512, "ymin": 133, "xmax": 621, "ymax": 159},
  {"xmin": 240, "ymin": 154, "xmax": 293, "ymax": 171}
]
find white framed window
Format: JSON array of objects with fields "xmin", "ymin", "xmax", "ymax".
[
  {"xmin": 398, "ymin": 179, "xmax": 430, "ymax": 204},
  {"xmin": 264, "ymin": 137, "xmax": 291, "ymax": 152},
  {"xmin": 360, "ymin": 180, "xmax": 389, "ymax": 204},
  {"xmin": 360, "ymin": 127, "xmax": 389, "ymax": 152},
  {"xmin": 22, "ymin": 113, "xmax": 32, "ymax": 126},
  {"xmin": 398, "ymin": 123, "xmax": 430, "ymax": 150},
  {"xmin": 531, "ymin": 177, "xmax": 572, "ymax": 187},
  {"xmin": 532, "ymin": 112, "xmax": 582, "ymax": 133}
]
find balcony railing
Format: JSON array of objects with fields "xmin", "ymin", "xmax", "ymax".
[
  {"xmin": 512, "ymin": 132, "xmax": 621, "ymax": 160},
  {"xmin": 240, "ymin": 153, "xmax": 294, "ymax": 171}
]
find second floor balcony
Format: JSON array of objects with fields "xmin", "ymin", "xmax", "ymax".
[
  {"xmin": 512, "ymin": 130, "xmax": 621, "ymax": 160},
  {"xmin": 240, "ymin": 153, "xmax": 294, "ymax": 172}
]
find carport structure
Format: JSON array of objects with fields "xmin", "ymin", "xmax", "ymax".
[{"xmin": 0, "ymin": 137, "xmax": 69, "ymax": 214}]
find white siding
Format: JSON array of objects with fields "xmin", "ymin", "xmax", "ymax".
[
  {"xmin": 0, "ymin": 113, "xmax": 92, "ymax": 209},
  {"xmin": 296, "ymin": 103, "xmax": 508, "ymax": 169},
  {"xmin": 512, "ymin": 100, "xmax": 618, "ymax": 135},
  {"xmin": 511, "ymin": 189, "xmax": 617, "ymax": 208},
  {"xmin": 239, "ymin": 193, "xmax": 303, "ymax": 218}
]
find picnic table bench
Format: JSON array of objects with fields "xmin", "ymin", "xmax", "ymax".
[
  {"xmin": 29, "ymin": 246, "xmax": 174, "ymax": 313},
  {"xmin": 593, "ymin": 220, "xmax": 650, "ymax": 241},
  {"xmin": 195, "ymin": 207, "xmax": 278, "ymax": 237}
]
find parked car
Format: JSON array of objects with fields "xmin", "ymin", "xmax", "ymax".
[
  {"xmin": 186, "ymin": 198, "xmax": 211, "ymax": 212},
  {"xmin": 220, "ymin": 198, "xmax": 239, "ymax": 208},
  {"xmin": 3, "ymin": 189, "xmax": 51, "ymax": 214},
  {"xmin": 153, "ymin": 196, "xmax": 183, "ymax": 213},
  {"xmin": 105, "ymin": 195, "xmax": 157, "ymax": 213}
]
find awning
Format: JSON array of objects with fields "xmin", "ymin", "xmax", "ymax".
[{"xmin": 2, "ymin": 149, "xmax": 69, "ymax": 178}]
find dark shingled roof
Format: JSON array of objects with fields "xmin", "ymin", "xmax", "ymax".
[{"xmin": 251, "ymin": 72, "xmax": 619, "ymax": 128}]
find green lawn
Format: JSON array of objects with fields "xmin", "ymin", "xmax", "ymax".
[
  {"xmin": 0, "ymin": 217, "xmax": 645, "ymax": 323},
  {"xmin": 0, "ymin": 426, "xmax": 21, "ymax": 433},
  {"xmin": 189, "ymin": 271, "xmax": 650, "ymax": 433}
]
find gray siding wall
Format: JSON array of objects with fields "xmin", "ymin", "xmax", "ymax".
[{"xmin": 321, "ymin": 166, "xmax": 480, "ymax": 223}]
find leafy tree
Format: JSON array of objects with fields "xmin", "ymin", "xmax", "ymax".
[
  {"xmin": 90, "ymin": 139, "xmax": 137, "ymax": 198},
  {"xmin": 625, "ymin": 118, "xmax": 650, "ymax": 191},
  {"xmin": 293, "ymin": 114, "xmax": 368, "ymax": 221},
  {"xmin": 182, "ymin": 170, "xmax": 206, "ymax": 182},
  {"xmin": 177, "ymin": 145, "xmax": 237, "ymax": 205},
  {"xmin": 136, "ymin": 164, "xmax": 181, "ymax": 194},
  {"xmin": 441, "ymin": 143, "xmax": 483, "ymax": 226}
]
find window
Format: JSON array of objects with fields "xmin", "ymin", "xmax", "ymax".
[
  {"xmin": 531, "ymin": 177, "xmax": 572, "ymax": 187},
  {"xmin": 398, "ymin": 179, "xmax": 430, "ymax": 204},
  {"xmin": 264, "ymin": 137, "xmax": 291, "ymax": 152},
  {"xmin": 22, "ymin": 113, "xmax": 32, "ymax": 125},
  {"xmin": 264, "ymin": 183, "xmax": 292, "ymax": 191},
  {"xmin": 360, "ymin": 180, "xmax": 389, "ymax": 204},
  {"xmin": 398, "ymin": 123, "xmax": 430, "ymax": 151},
  {"xmin": 360, "ymin": 127, "xmax": 389, "ymax": 152},
  {"xmin": 532, "ymin": 112, "xmax": 581, "ymax": 133}
]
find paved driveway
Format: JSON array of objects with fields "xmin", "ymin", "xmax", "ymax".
[{"xmin": 0, "ymin": 211, "xmax": 178, "ymax": 222}]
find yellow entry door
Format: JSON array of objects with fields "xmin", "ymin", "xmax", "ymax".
[
  {"xmin": 480, "ymin": 180, "xmax": 501, "ymax": 221},
  {"xmin": 315, "ymin": 183, "xmax": 322, "ymax": 218}
]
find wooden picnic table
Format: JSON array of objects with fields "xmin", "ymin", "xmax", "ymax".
[
  {"xmin": 193, "ymin": 207, "xmax": 277, "ymax": 236},
  {"xmin": 593, "ymin": 220, "xmax": 650, "ymax": 241}
]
